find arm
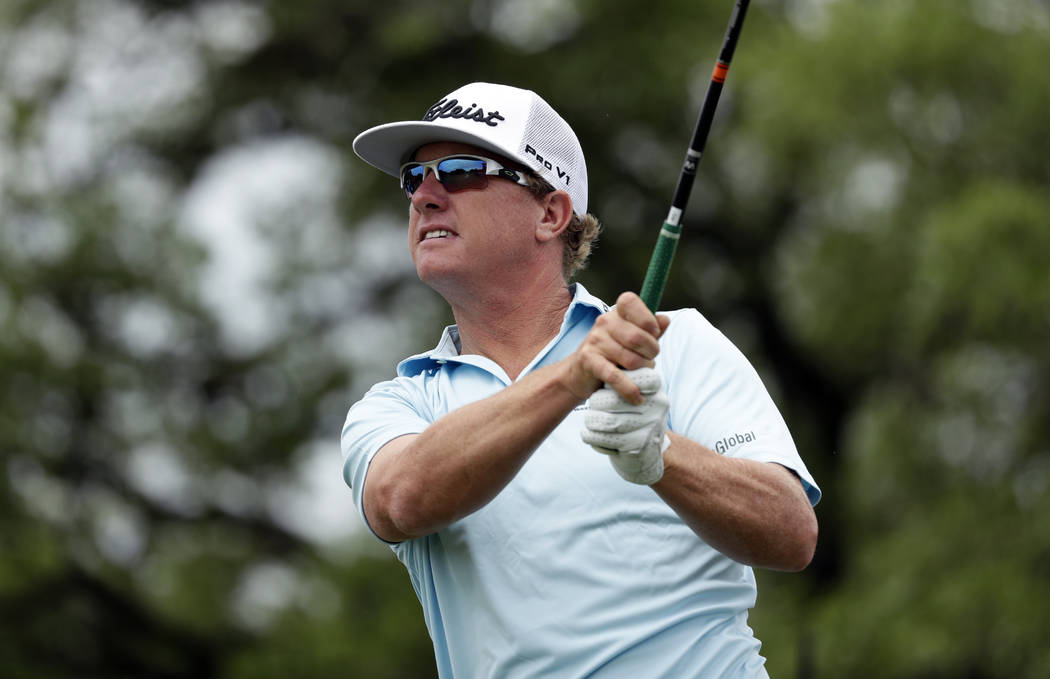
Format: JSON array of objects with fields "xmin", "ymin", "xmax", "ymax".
[
  {"xmin": 654, "ymin": 435, "xmax": 818, "ymax": 571},
  {"xmin": 364, "ymin": 292, "xmax": 667, "ymax": 543},
  {"xmin": 364, "ymin": 365, "xmax": 581, "ymax": 542},
  {"xmin": 581, "ymin": 295, "xmax": 818, "ymax": 571}
]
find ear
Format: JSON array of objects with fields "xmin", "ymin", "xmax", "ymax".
[{"xmin": 535, "ymin": 190, "xmax": 573, "ymax": 243}]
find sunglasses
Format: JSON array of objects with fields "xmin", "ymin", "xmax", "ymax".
[{"xmin": 399, "ymin": 154, "xmax": 530, "ymax": 199}]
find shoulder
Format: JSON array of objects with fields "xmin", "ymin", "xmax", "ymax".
[
  {"xmin": 655, "ymin": 307, "xmax": 760, "ymax": 386},
  {"xmin": 348, "ymin": 373, "xmax": 434, "ymax": 423},
  {"xmin": 658, "ymin": 307, "xmax": 724, "ymax": 351}
]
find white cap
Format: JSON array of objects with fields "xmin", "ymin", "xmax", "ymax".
[{"xmin": 353, "ymin": 82, "xmax": 588, "ymax": 215}]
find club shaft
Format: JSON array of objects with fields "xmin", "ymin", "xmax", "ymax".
[{"xmin": 640, "ymin": 0, "xmax": 750, "ymax": 311}]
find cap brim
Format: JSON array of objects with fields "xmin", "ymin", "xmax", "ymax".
[{"xmin": 352, "ymin": 121, "xmax": 526, "ymax": 177}]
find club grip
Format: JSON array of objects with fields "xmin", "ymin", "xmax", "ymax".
[{"xmin": 639, "ymin": 221, "xmax": 682, "ymax": 311}]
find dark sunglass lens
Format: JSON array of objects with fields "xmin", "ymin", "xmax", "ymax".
[
  {"xmin": 402, "ymin": 165, "xmax": 426, "ymax": 196},
  {"xmin": 437, "ymin": 158, "xmax": 488, "ymax": 192}
]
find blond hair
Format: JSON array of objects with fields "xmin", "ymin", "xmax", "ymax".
[{"xmin": 524, "ymin": 174, "xmax": 602, "ymax": 281}]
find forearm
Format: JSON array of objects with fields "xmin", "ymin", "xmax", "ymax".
[
  {"xmin": 653, "ymin": 432, "xmax": 818, "ymax": 571},
  {"xmin": 365, "ymin": 361, "xmax": 583, "ymax": 541}
]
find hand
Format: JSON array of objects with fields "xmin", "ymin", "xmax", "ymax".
[
  {"xmin": 581, "ymin": 367, "xmax": 670, "ymax": 485},
  {"xmin": 563, "ymin": 292, "xmax": 671, "ymax": 405}
]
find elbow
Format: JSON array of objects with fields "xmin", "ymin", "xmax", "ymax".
[
  {"xmin": 389, "ymin": 489, "xmax": 437, "ymax": 539},
  {"xmin": 367, "ymin": 475, "xmax": 434, "ymax": 542},
  {"xmin": 781, "ymin": 509, "xmax": 819, "ymax": 572}
]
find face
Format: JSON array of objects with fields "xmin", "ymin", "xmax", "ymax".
[{"xmin": 405, "ymin": 142, "xmax": 545, "ymax": 292}]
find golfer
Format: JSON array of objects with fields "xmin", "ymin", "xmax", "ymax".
[{"xmin": 342, "ymin": 82, "xmax": 820, "ymax": 678}]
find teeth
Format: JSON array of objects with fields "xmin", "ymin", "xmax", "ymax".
[{"xmin": 424, "ymin": 230, "xmax": 451, "ymax": 240}]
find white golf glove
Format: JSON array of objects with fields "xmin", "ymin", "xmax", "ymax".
[{"xmin": 581, "ymin": 367, "xmax": 671, "ymax": 485}]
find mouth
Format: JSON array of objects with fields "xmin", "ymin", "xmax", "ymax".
[{"xmin": 419, "ymin": 228, "xmax": 458, "ymax": 242}]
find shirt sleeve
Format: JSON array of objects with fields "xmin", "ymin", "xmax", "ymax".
[
  {"xmin": 340, "ymin": 376, "xmax": 432, "ymax": 538},
  {"xmin": 656, "ymin": 308, "xmax": 821, "ymax": 506}
]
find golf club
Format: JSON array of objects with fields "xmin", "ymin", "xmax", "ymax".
[{"xmin": 639, "ymin": 0, "xmax": 751, "ymax": 311}]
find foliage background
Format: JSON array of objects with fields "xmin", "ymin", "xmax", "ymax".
[{"xmin": 2, "ymin": 0, "xmax": 1048, "ymax": 677}]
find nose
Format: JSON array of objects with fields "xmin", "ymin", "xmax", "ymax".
[{"xmin": 410, "ymin": 169, "xmax": 448, "ymax": 212}]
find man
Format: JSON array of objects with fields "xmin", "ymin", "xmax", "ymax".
[{"xmin": 342, "ymin": 82, "xmax": 820, "ymax": 678}]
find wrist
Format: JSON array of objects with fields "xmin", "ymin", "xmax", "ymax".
[{"xmin": 555, "ymin": 356, "xmax": 599, "ymax": 403}]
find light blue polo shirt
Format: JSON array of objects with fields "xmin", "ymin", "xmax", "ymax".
[{"xmin": 341, "ymin": 283, "xmax": 820, "ymax": 678}]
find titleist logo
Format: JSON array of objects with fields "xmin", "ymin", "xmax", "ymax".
[{"xmin": 423, "ymin": 98, "xmax": 505, "ymax": 126}]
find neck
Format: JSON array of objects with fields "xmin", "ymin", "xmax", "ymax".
[{"xmin": 444, "ymin": 272, "xmax": 573, "ymax": 380}]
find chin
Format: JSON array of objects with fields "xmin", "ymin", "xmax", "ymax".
[
  {"xmin": 416, "ymin": 265, "xmax": 481, "ymax": 302},
  {"xmin": 415, "ymin": 263, "xmax": 457, "ymax": 288}
]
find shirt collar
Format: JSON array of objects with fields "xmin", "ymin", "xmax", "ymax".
[{"xmin": 397, "ymin": 282, "xmax": 609, "ymax": 378}]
